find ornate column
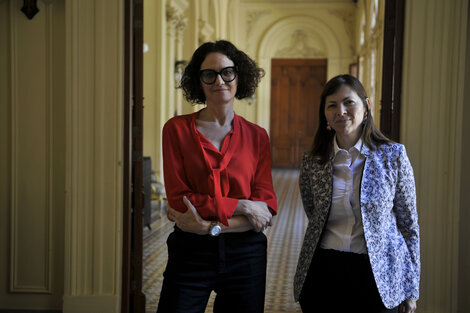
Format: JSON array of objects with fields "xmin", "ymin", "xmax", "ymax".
[
  {"xmin": 166, "ymin": 0, "xmax": 189, "ymax": 119},
  {"xmin": 174, "ymin": 14, "xmax": 187, "ymax": 116},
  {"xmin": 166, "ymin": 3, "xmax": 178, "ymax": 120}
]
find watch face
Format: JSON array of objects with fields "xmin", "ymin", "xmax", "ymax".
[{"xmin": 210, "ymin": 224, "xmax": 221, "ymax": 236}]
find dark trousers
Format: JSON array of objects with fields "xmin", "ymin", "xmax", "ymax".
[
  {"xmin": 299, "ymin": 248, "xmax": 398, "ymax": 313},
  {"xmin": 156, "ymin": 227, "xmax": 267, "ymax": 313}
]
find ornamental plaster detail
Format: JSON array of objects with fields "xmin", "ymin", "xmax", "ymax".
[
  {"xmin": 246, "ymin": 10, "xmax": 270, "ymax": 36},
  {"xmin": 275, "ymin": 30, "xmax": 324, "ymax": 58},
  {"xmin": 166, "ymin": 3, "xmax": 179, "ymax": 36},
  {"xmin": 198, "ymin": 19, "xmax": 214, "ymax": 45},
  {"xmin": 166, "ymin": 3, "xmax": 187, "ymax": 37},
  {"xmin": 175, "ymin": 15, "xmax": 187, "ymax": 41}
]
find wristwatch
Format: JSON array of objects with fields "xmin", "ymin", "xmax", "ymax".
[{"xmin": 209, "ymin": 221, "xmax": 221, "ymax": 237}]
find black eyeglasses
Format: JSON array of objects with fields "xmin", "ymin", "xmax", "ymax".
[{"xmin": 199, "ymin": 66, "xmax": 237, "ymax": 84}]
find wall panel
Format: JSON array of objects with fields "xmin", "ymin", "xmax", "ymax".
[
  {"xmin": 8, "ymin": 0, "xmax": 56, "ymax": 294},
  {"xmin": 0, "ymin": 0, "xmax": 65, "ymax": 309}
]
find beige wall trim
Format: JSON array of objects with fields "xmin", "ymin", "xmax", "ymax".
[
  {"xmin": 8, "ymin": 0, "xmax": 55, "ymax": 294},
  {"xmin": 63, "ymin": 295, "xmax": 119, "ymax": 313},
  {"xmin": 65, "ymin": 0, "xmax": 123, "ymax": 311}
]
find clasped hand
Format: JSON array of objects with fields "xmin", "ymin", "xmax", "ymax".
[
  {"xmin": 167, "ymin": 197, "xmax": 272, "ymax": 234},
  {"xmin": 234, "ymin": 199, "xmax": 272, "ymax": 232}
]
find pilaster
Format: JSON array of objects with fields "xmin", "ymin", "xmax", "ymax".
[{"xmin": 64, "ymin": 0, "xmax": 123, "ymax": 312}]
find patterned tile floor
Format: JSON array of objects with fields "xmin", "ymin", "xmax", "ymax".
[{"xmin": 143, "ymin": 169, "xmax": 307, "ymax": 313}]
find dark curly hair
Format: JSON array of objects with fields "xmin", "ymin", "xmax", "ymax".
[
  {"xmin": 311, "ymin": 74, "xmax": 392, "ymax": 164},
  {"xmin": 179, "ymin": 40, "xmax": 265, "ymax": 104}
]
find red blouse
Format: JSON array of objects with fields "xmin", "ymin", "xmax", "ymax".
[{"xmin": 162, "ymin": 110, "xmax": 277, "ymax": 226}]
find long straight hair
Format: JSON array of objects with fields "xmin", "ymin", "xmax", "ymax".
[{"xmin": 311, "ymin": 74, "xmax": 392, "ymax": 164}]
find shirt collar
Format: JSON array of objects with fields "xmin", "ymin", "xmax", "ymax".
[{"xmin": 333, "ymin": 136, "xmax": 363, "ymax": 156}]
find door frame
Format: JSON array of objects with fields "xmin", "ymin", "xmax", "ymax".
[
  {"xmin": 122, "ymin": 0, "xmax": 145, "ymax": 312},
  {"xmin": 380, "ymin": 0, "xmax": 405, "ymax": 142}
]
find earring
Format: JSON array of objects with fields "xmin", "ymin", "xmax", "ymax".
[{"xmin": 326, "ymin": 123, "xmax": 331, "ymax": 131}]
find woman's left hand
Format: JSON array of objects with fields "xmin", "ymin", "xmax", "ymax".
[
  {"xmin": 399, "ymin": 300, "xmax": 417, "ymax": 313},
  {"xmin": 168, "ymin": 196, "xmax": 210, "ymax": 235}
]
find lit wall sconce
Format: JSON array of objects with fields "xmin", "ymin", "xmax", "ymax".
[{"xmin": 174, "ymin": 60, "xmax": 188, "ymax": 83}]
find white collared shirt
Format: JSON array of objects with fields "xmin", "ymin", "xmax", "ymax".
[{"xmin": 320, "ymin": 137, "xmax": 368, "ymax": 254}]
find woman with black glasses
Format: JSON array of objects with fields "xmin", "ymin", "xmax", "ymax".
[{"xmin": 157, "ymin": 40, "xmax": 277, "ymax": 313}]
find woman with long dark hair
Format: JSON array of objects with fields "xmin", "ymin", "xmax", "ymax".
[{"xmin": 294, "ymin": 74, "xmax": 420, "ymax": 313}]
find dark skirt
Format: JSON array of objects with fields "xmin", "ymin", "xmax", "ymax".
[{"xmin": 299, "ymin": 248, "xmax": 398, "ymax": 313}]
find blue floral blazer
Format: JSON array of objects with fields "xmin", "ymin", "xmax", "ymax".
[{"xmin": 293, "ymin": 143, "xmax": 420, "ymax": 309}]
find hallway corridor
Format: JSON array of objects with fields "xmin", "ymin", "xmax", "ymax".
[{"xmin": 143, "ymin": 169, "xmax": 307, "ymax": 313}]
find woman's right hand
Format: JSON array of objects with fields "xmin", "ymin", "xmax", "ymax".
[
  {"xmin": 235, "ymin": 200, "xmax": 273, "ymax": 232},
  {"xmin": 168, "ymin": 196, "xmax": 211, "ymax": 235}
]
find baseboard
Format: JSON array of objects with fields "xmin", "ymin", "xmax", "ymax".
[
  {"xmin": 62, "ymin": 296, "xmax": 119, "ymax": 313},
  {"xmin": 0, "ymin": 311, "xmax": 62, "ymax": 313}
]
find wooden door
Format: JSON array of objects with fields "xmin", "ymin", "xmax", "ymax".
[{"xmin": 270, "ymin": 59, "xmax": 327, "ymax": 168}]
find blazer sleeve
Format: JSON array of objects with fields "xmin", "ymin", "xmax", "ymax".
[
  {"xmin": 393, "ymin": 145, "xmax": 420, "ymax": 300},
  {"xmin": 250, "ymin": 130, "xmax": 277, "ymax": 215},
  {"xmin": 299, "ymin": 153, "xmax": 315, "ymax": 220}
]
